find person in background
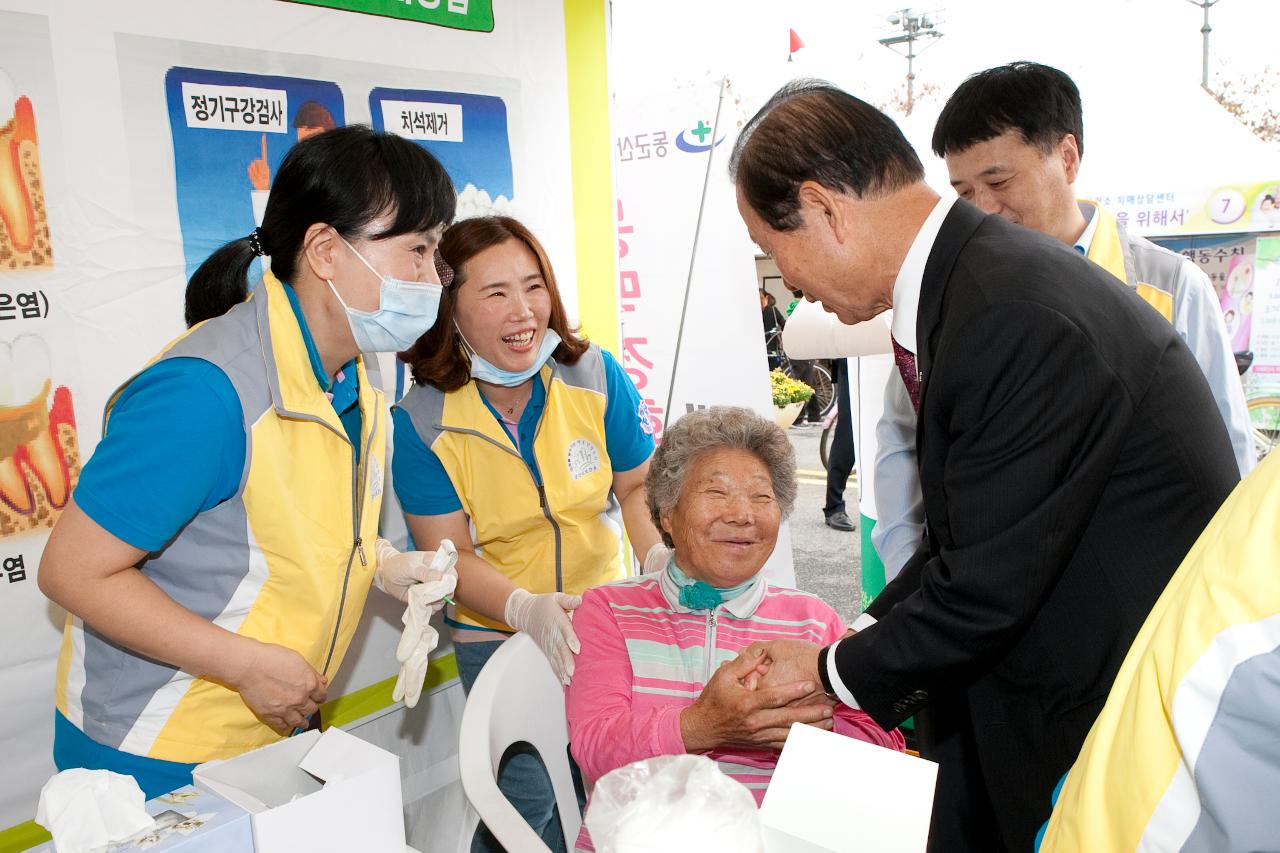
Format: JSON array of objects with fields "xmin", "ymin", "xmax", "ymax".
[
  {"xmin": 566, "ymin": 406, "xmax": 903, "ymax": 852},
  {"xmin": 760, "ymin": 287, "xmax": 787, "ymax": 370},
  {"xmin": 764, "ymin": 285, "xmax": 822, "ymax": 425},
  {"xmin": 822, "ymin": 357, "xmax": 856, "ymax": 531},
  {"xmin": 394, "ymin": 215, "xmax": 664, "ymax": 853},
  {"xmin": 39, "ymin": 126, "xmax": 456, "ymax": 796},
  {"xmin": 873, "ymin": 61, "xmax": 1254, "ymax": 582}
]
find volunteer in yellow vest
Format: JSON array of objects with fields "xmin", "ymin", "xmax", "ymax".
[
  {"xmin": 1040, "ymin": 450, "xmax": 1280, "ymax": 852},
  {"xmin": 38, "ymin": 126, "xmax": 457, "ymax": 797},
  {"xmin": 872, "ymin": 61, "xmax": 1254, "ymax": 583},
  {"xmin": 394, "ymin": 215, "xmax": 663, "ymax": 852}
]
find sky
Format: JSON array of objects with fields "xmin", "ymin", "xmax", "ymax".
[
  {"xmin": 610, "ymin": 0, "xmax": 1280, "ymax": 191},
  {"xmin": 612, "ymin": 0, "xmax": 1280, "ymax": 100}
]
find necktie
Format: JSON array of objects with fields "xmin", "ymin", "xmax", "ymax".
[{"xmin": 891, "ymin": 335, "xmax": 921, "ymax": 414}]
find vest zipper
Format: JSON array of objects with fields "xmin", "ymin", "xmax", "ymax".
[
  {"xmin": 437, "ymin": 372, "xmax": 566, "ymax": 595},
  {"xmin": 536, "ymin": 482, "xmax": 565, "ymax": 593},
  {"xmin": 527, "ymin": 383, "xmax": 565, "ymax": 594},
  {"xmin": 321, "ymin": 402, "xmax": 379, "ymax": 678}
]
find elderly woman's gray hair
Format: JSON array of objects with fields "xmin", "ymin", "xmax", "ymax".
[{"xmin": 646, "ymin": 406, "xmax": 797, "ymax": 546}]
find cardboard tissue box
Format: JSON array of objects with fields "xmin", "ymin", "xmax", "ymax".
[
  {"xmin": 193, "ymin": 727, "xmax": 405, "ymax": 853},
  {"xmin": 31, "ymin": 785, "xmax": 252, "ymax": 852},
  {"xmin": 758, "ymin": 723, "xmax": 938, "ymax": 853}
]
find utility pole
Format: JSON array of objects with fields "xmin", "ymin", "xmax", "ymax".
[
  {"xmin": 879, "ymin": 9, "xmax": 943, "ymax": 113},
  {"xmin": 1184, "ymin": 0, "xmax": 1222, "ymax": 91}
]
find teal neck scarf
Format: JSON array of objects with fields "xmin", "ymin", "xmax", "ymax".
[{"xmin": 666, "ymin": 558, "xmax": 758, "ymax": 612}]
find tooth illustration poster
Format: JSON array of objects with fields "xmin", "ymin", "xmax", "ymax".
[
  {"xmin": 0, "ymin": 24, "xmax": 531, "ymax": 832},
  {"xmin": 163, "ymin": 70, "xmax": 519, "ymax": 283},
  {"xmin": 163, "ymin": 68, "xmax": 346, "ymax": 281},
  {"xmin": 0, "ymin": 334, "xmax": 78, "ymax": 538},
  {"xmin": 368, "ymin": 87, "xmax": 514, "ymax": 219},
  {"xmin": 0, "ymin": 12, "xmax": 76, "ymax": 541},
  {"xmin": 0, "ymin": 68, "xmax": 52, "ymax": 271}
]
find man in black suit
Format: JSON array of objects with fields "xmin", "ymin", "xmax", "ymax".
[{"xmin": 733, "ymin": 80, "xmax": 1240, "ymax": 851}]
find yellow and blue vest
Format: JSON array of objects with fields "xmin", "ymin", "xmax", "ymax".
[
  {"xmin": 1041, "ymin": 452, "xmax": 1280, "ymax": 851},
  {"xmin": 396, "ymin": 346, "xmax": 625, "ymax": 631},
  {"xmin": 1080, "ymin": 200, "xmax": 1175, "ymax": 320},
  {"xmin": 55, "ymin": 273, "xmax": 386, "ymax": 763}
]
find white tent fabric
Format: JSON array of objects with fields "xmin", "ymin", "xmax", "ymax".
[{"xmin": 1075, "ymin": 82, "xmax": 1280, "ymax": 201}]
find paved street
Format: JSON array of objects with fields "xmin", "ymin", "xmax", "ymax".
[{"xmin": 784, "ymin": 423, "xmax": 863, "ymax": 624}]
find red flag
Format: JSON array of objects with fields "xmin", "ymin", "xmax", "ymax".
[{"xmin": 789, "ymin": 28, "xmax": 805, "ymax": 54}]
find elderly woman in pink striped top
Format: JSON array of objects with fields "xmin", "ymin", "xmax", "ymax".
[{"xmin": 566, "ymin": 406, "xmax": 903, "ymax": 848}]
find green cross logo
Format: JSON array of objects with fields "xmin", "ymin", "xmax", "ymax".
[{"xmin": 690, "ymin": 120, "xmax": 712, "ymax": 143}]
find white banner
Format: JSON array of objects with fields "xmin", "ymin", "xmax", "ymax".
[{"xmin": 613, "ymin": 80, "xmax": 795, "ymax": 585}]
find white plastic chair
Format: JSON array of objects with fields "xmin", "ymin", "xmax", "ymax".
[{"xmin": 458, "ymin": 632, "xmax": 582, "ymax": 852}]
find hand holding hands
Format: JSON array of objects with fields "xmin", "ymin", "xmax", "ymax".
[{"xmin": 681, "ymin": 647, "xmax": 833, "ymax": 752}]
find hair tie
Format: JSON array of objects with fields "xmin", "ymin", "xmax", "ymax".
[{"xmin": 247, "ymin": 228, "xmax": 267, "ymax": 257}]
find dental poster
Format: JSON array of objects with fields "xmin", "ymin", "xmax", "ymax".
[
  {"xmin": 0, "ymin": 13, "xmax": 78, "ymax": 546},
  {"xmin": 163, "ymin": 72, "xmax": 516, "ymax": 282},
  {"xmin": 0, "ymin": 7, "xmax": 88, "ymax": 843},
  {"xmin": 164, "ymin": 68, "xmax": 346, "ymax": 281},
  {"xmin": 369, "ymin": 87, "xmax": 514, "ymax": 219},
  {"xmin": 0, "ymin": 1, "xmax": 586, "ymax": 841}
]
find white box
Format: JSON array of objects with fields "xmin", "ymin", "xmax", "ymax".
[
  {"xmin": 759, "ymin": 723, "xmax": 938, "ymax": 853},
  {"xmin": 193, "ymin": 727, "xmax": 405, "ymax": 853}
]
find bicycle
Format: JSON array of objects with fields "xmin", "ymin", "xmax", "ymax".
[
  {"xmin": 1234, "ymin": 351, "xmax": 1279, "ymax": 463},
  {"xmin": 1248, "ymin": 396, "xmax": 1280, "ymax": 461},
  {"xmin": 818, "ymin": 400, "xmax": 840, "ymax": 470},
  {"xmin": 766, "ymin": 328, "xmax": 835, "ymax": 419}
]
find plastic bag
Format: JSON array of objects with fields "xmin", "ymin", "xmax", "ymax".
[{"xmin": 584, "ymin": 754, "xmax": 764, "ymax": 853}]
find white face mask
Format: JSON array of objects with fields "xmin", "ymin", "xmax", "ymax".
[
  {"xmin": 327, "ymin": 236, "xmax": 442, "ymax": 353},
  {"xmin": 456, "ymin": 324, "xmax": 562, "ymax": 387}
]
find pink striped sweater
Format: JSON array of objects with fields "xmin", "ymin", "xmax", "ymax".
[{"xmin": 566, "ymin": 572, "xmax": 904, "ymax": 851}]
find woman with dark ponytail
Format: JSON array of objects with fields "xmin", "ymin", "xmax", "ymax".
[{"xmin": 39, "ymin": 125, "xmax": 459, "ymax": 795}]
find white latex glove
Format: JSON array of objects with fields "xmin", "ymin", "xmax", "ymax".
[
  {"xmin": 643, "ymin": 543, "xmax": 673, "ymax": 575},
  {"xmin": 374, "ymin": 537, "xmax": 446, "ymax": 602},
  {"xmin": 504, "ymin": 587, "xmax": 582, "ymax": 685},
  {"xmin": 392, "ymin": 540, "xmax": 458, "ymax": 708}
]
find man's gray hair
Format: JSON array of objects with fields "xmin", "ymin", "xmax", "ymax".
[
  {"xmin": 645, "ymin": 406, "xmax": 797, "ymax": 547},
  {"xmin": 730, "ymin": 79, "xmax": 924, "ymax": 231}
]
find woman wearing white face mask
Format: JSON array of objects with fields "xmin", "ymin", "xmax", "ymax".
[
  {"xmin": 395, "ymin": 216, "xmax": 664, "ymax": 852},
  {"xmin": 38, "ymin": 126, "xmax": 457, "ymax": 797}
]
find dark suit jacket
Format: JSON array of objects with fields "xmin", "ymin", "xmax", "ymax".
[{"xmin": 838, "ymin": 201, "xmax": 1239, "ymax": 851}]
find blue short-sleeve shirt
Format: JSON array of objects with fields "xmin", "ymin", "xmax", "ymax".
[{"xmin": 74, "ymin": 284, "xmax": 361, "ymax": 551}]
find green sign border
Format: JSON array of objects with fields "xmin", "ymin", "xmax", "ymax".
[{"xmin": 280, "ymin": 0, "xmax": 494, "ymax": 33}]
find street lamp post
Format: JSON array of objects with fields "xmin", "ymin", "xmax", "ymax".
[
  {"xmin": 878, "ymin": 8, "xmax": 944, "ymax": 113},
  {"xmin": 1184, "ymin": 0, "xmax": 1222, "ymax": 91}
]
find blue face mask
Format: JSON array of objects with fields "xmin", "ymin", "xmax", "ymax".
[
  {"xmin": 327, "ymin": 237, "xmax": 442, "ymax": 354},
  {"xmin": 457, "ymin": 326, "xmax": 562, "ymax": 387}
]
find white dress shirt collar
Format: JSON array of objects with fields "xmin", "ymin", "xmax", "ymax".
[
  {"xmin": 1074, "ymin": 201, "xmax": 1100, "ymax": 255},
  {"xmin": 890, "ymin": 197, "xmax": 958, "ymax": 355}
]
